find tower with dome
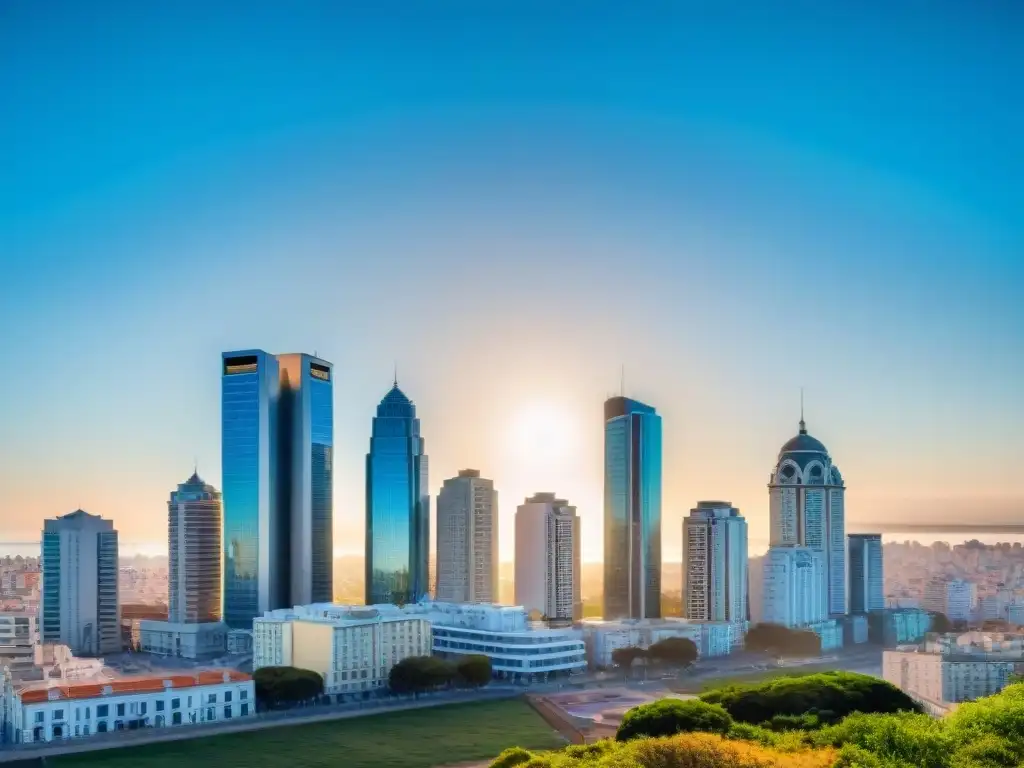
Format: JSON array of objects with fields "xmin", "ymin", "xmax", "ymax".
[{"xmin": 768, "ymin": 408, "xmax": 847, "ymax": 617}]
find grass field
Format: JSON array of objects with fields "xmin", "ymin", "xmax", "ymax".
[{"xmin": 51, "ymin": 698, "xmax": 564, "ymax": 768}]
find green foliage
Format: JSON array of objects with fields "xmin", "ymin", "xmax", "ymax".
[
  {"xmin": 700, "ymin": 671, "xmax": 920, "ymax": 727},
  {"xmin": 611, "ymin": 645, "xmax": 647, "ymax": 669},
  {"xmin": 490, "ymin": 746, "xmax": 535, "ymax": 768},
  {"xmin": 252, "ymin": 665, "xmax": 324, "ymax": 706},
  {"xmin": 456, "ymin": 654, "xmax": 493, "ymax": 687},
  {"xmin": 929, "ymin": 612, "xmax": 953, "ymax": 633},
  {"xmin": 616, "ymin": 698, "xmax": 733, "ymax": 742},
  {"xmin": 744, "ymin": 622, "xmax": 822, "ymax": 657},
  {"xmin": 388, "ymin": 655, "xmax": 457, "ymax": 694},
  {"xmin": 646, "ymin": 636, "xmax": 699, "ymax": 667}
]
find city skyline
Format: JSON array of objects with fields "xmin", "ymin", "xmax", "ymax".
[{"xmin": 2, "ymin": 3, "xmax": 1022, "ymax": 564}]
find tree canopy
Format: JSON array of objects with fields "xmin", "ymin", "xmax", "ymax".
[
  {"xmin": 611, "ymin": 646, "xmax": 647, "ymax": 669},
  {"xmin": 253, "ymin": 666, "xmax": 324, "ymax": 706},
  {"xmin": 616, "ymin": 698, "xmax": 733, "ymax": 742},
  {"xmin": 646, "ymin": 637, "xmax": 699, "ymax": 667},
  {"xmin": 388, "ymin": 655, "xmax": 457, "ymax": 694},
  {"xmin": 456, "ymin": 654, "xmax": 492, "ymax": 687},
  {"xmin": 700, "ymin": 671, "xmax": 920, "ymax": 726},
  {"xmin": 744, "ymin": 623, "xmax": 821, "ymax": 657}
]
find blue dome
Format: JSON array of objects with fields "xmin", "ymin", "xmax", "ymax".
[{"xmin": 778, "ymin": 432, "xmax": 828, "ymax": 457}]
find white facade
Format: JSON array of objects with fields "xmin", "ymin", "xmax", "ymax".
[
  {"xmin": 762, "ymin": 546, "xmax": 826, "ymax": 628},
  {"xmin": 436, "ymin": 470, "xmax": 498, "ymax": 604},
  {"xmin": 253, "ymin": 611, "xmax": 431, "ymax": 695},
  {"xmin": 768, "ymin": 416, "xmax": 846, "ymax": 617},
  {"xmin": 139, "ymin": 621, "xmax": 228, "ymax": 660},
  {"xmin": 883, "ymin": 648, "xmax": 1021, "ymax": 714},
  {"xmin": 40, "ymin": 511, "xmax": 120, "ymax": 656},
  {"xmin": 848, "ymin": 533, "xmax": 884, "ymax": 614},
  {"xmin": 579, "ymin": 618, "xmax": 737, "ymax": 667},
  {"xmin": 922, "ymin": 578, "xmax": 977, "ymax": 622},
  {"xmin": 2, "ymin": 670, "xmax": 254, "ymax": 744},
  {"xmin": 0, "ymin": 614, "xmax": 37, "ymax": 678},
  {"xmin": 683, "ymin": 501, "xmax": 747, "ymax": 624},
  {"xmin": 515, "ymin": 493, "xmax": 581, "ymax": 622}
]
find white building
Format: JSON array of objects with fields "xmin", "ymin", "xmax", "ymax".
[
  {"xmin": 579, "ymin": 618, "xmax": 737, "ymax": 667},
  {"xmin": 683, "ymin": 501, "xmax": 747, "ymax": 625},
  {"xmin": 262, "ymin": 602, "xmax": 586, "ymax": 683},
  {"xmin": 762, "ymin": 546, "xmax": 826, "ymax": 628},
  {"xmin": 253, "ymin": 609, "xmax": 431, "ymax": 696},
  {"xmin": 768, "ymin": 413, "xmax": 846, "ymax": 617},
  {"xmin": 922, "ymin": 578, "xmax": 977, "ymax": 622},
  {"xmin": 1, "ymin": 669, "xmax": 254, "ymax": 744},
  {"xmin": 140, "ymin": 473, "xmax": 227, "ymax": 660},
  {"xmin": 980, "ymin": 586, "xmax": 1015, "ymax": 622},
  {"xmin": 227, "ymin": 629, "xmax": 253, "ymax": 654},
  {"xmin": 848, "ymin": 533, "xmax": 884, "ymax": 614},
  {"xmin": 436, "ymin": 470, "xmax": 498, "ymax": 604},
  {"xmin": 40, "ymin": 511, "xmax": 120, "ymax": 656},
  {"xmin": 0, "ymin": 614, "xmax": 37, "ymax": 680},
  {"xmin": 515, "ymin": 493, "xmax": 581, "ymax": 622}
]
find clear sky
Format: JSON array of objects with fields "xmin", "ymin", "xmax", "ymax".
[{"xmin": 1, "ymin": 2, "xmax": 1022, "ymax": 562}]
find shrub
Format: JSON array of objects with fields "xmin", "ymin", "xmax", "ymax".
[
  {"xmin": 388, "ymin": 655, "xmax": 457, "ymax": 694},
  {"xmin": 745, "ymin": 623, "xmax": 821, "ymax": 657},
  {"xmin": 701, "ymin": 671, "xmax": 920, "ymax": 726},
  {"xmin": 812, "ymin": 712, "xmax": 949, "ymax": 768},
  {"xmin": 456, "ymin": 654, "xmax": 492, "ymax": 687},
  {"xmin": 490, "ymin": 746, "xmax": 535, "ymax": 768},
  {"xmin": 616, "ymin": 698, "xmax": 733, "ymax": 742}
]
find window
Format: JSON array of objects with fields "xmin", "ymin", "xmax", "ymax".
[
  {"xmin": 116, "ymin": 703, "xmax": 125, "ymax": 717},
  {"xmin": 53, "ymin": 709, "xmax": 64, "ymax": 721},
  {"xmin": 239, "ymin": 690, "xmax": 248, "ymax": 701},
  {"xmin": 241, "ymin": 703, "xmax": 249, "ymax": 717},
  {"xmin": 171, "ymin": 698, "xmax": 180, "ymax": 710},
  {"xmin": 224, "ymin": 705, "xmax": 232, "ymax": 719},
  {"xmin": 225, "ymin": 691, "xmax": 232, "ymax": 703},
  {"xmin": 97, "ymin": 705, "xmax": 109, "ymax": 718},
  {"xmin": 207, "ymin": 693, "xmax": 216, "ymax": 704},
  {"xmin": 206, "ymin": 707, "xmax": 215, "ymax": 721},
  {"xmin": 156, "ymin": 700, "xmax": 165, "ymax": 712},
  {"xmin": 35, "ymin": 712, "xmax": 44, "ymax": 724},
  {"xmin": 83, "ymin": 725, "xmax": 90, "ymax": 736},
  {"xmin": 85, "ymin": 707, "xmax": 90, "ymax": 719},
  {"xmin": 172, "ymin": 712, "xmax": 182, "ymax": 725}
]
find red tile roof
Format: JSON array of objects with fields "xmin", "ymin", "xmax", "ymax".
[{"xmin": 18, "ymin": 669, "xmax": 250, "ymax": 704}]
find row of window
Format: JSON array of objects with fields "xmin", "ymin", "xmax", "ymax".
[{"xmin": 32, "ymin": 689, "xmax": 248, "ymax": 723}]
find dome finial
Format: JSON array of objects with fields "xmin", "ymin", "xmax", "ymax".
[{"xmin": 799, "ymin": 387, "xmax": 807, "ymax": 434}]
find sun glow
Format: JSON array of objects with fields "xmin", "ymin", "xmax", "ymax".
[{"xmin": 510, "ymin": 402, "xmax": 576, "ymax": 465}]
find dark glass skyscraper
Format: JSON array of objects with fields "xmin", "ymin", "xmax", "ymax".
[
  {"xmin": 365, "ymin": 383, "xmax": 429, "ymax": 605},
  {"xmin": 222, "ymin": 350, "xmax": 282, "ymax": 628},
  {"xmin": 603, "ymin": 396, "xmax": 662, "ymax": 620},
  {"xmin": 278, "ymin": 353, "xmax": 334, "ymax": 606}
]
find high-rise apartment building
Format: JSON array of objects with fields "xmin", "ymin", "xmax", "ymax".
[
  {"xmin": 365, "ymin": 383, "xmax": 429, "ymax": 605},
  {"xmin": 922, "ymin": 578, "xmax": 977, "ymax": 622},
  {"xmin": 222, "ymin": 350, "xmax": 283, "ymax": 627},
  {"xmin": 682, "ymin": 501, "xmax": 748, "ymax": 623},
  {"xmin": 603, "ymin": 396, "xmax": 662, "ymax": 621},
  {"xmin": 277, "ymin": 353, "xmax": 334, "ymax": 605},
  {"xmin": 514, "ymin": 493, "xmax": 581, "ymax": 622},
  {"xmin": 436, "ymin": 470, "xmax": 498, "ymax": 604},
  {"xmin": 848, "ymin": 533, "xmax": 884, "ymax": 614},
  {"xmin": 761, "ymin": 546, "xmax": 826, "ymax": 628},
  {"xmin": 169, "ymin": 472, "xmax": 222, "ymax": 624},
  {"xmin": 40, "ymin": 510, "xmax": 119, "ymax": 656},
  {"xmin": 768, "ymin": 412, "xmax": 846, "ymax": 617}
]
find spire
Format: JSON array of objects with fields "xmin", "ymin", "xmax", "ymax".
[
  {"xmin": 393, "ymin": 361, "xmax": 398, "ymax": 387},
  {"xmin": 799, "ymin": 387, "xmax": 807, "ymax": 434}
]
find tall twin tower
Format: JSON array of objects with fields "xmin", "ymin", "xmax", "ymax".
[{"xmin": 221, "ymin": 350, "xmax": 334, "ymax": 628}]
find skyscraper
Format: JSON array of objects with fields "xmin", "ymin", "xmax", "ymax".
[
  {"xmin": 515, "ymin": 493, "xmax": 581, "ymax": 622},
  {"xmin": 221, "ymin": 350, "xmax": 283, "ymax": 627},
  {"xmin": 761, "ymin": 546, "xmax": 826, "ymax": 628},
  {"xmin": 436, "ymin": 470, "xmax": 498, "ymax": 604},
  {"xmin": 682, "ymin": 501, "xmax": 748, "ymax": 623},
  {"xmin": 365, "ymin": 382, "xmax": 429, "ymax": 605},
  {"xmin": 848, "ymin": 533, "xmax": 884, "ymax": 614},
  {"xmin": 41, "ymin": 510, "xmax": 119, "ymax": 656},
  {"xmin": 169, "ymin": 472, "xmax": 222, "ymax": 624},
  {"xmin": 277, "ymin": 353, "xmax": 334, "ymax": 605},
  {"xmin": 768, "ymin": 411, "xmax": 847, "ymax": 617},
  {"xmin": 603, "ymin": 396, "xmax": 662, "ymax": 621}
]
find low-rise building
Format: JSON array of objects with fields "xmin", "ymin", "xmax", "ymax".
[
  {"xmin": 883, "ymin": 647, "xmax": 1023, "ymax": 715},
  {"xmin": 869, "ymin": 609, "xmax": 932, "ymax": 646},
  {"xmin": 138, "ymin": 621, "xmax": 228, "ymax": 659},
  {"xmin": 1, "ymin": 669, "xmax": 254, "ymax": 744},
  {"xmin": 227, "ymin": 629, "xmax": 253, "ymax": 654},
  {"xmin": 579, "ymin": 618, "xmax": 738, "ymax": 668},
  {"xmin": 0, "ymin": 613, "xmax": 37, "ymax": 681}
]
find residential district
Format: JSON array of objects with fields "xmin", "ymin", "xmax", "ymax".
[{"xmin": 2, "ymin": 351, "xmax": 1022, "ymax": 748}]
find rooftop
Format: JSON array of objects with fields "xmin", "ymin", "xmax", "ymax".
[{"xmin": 16, "ymin": 669, "xmax": 250, "ymax": 704}]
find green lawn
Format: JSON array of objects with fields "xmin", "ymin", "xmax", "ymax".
[{"xmin": 52, "ymin": 698, "xmax": 564, "ymax": 768}]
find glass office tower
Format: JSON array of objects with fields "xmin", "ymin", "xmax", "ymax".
[
  {"xmin": 221, "ymin": 350, "xmax": 283, "ymax": 628},
  {"xmin": 277, "ymin": 353, "xmax": 334, "ymax": 606},
  {"xmin": 603, "ymin": 396, "xmax": 662, "ymax": 620},
  {"xmin": 365, "ymin": 383, "xmax": 429, "ymax": 605}
]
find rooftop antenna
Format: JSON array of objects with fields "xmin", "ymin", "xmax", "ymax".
[
  {"xmin": 394, "ymin": 361, "xmax": 398, "ymax": 387},
  {"xmin": 799, "ymin": 387, "xmax": 807, "ymax": 434}
]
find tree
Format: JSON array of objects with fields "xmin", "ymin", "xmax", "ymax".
[
  {"xmin": 647, "ymin": 637, "xmax": 699, "ymax": 667},
  {"xmin": 388, "ymin": 656, "xmax": 457, "ymax": 694},
  {"xmin": 611, "ymin": 646, "xmax": 647, "ymax": 671},
  {"xmin": 744, "ymin": 623, "xmax": 821, "ymax": 657},
  {"xmin": 616, "ymin": 698, "xmax": 733, "ymax": 742},
  {"xmin": 700, "ymin": 671, "xmax": 920, "ymax": 727},
  {"xmin": 253, "ymin": 666, "xmax": 324, "ymax": 707},
  {"xmin": 456, "ymin": 654, "xmax": 492, "ymax": 687},
  {"xmin": 929, "ymin": 612, "xmax": 953, "ymax": 633}
]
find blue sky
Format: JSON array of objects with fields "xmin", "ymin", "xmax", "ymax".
[{"xmin": 1, "ymin": 1, "xmax": 1022, "ymax": 558}]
